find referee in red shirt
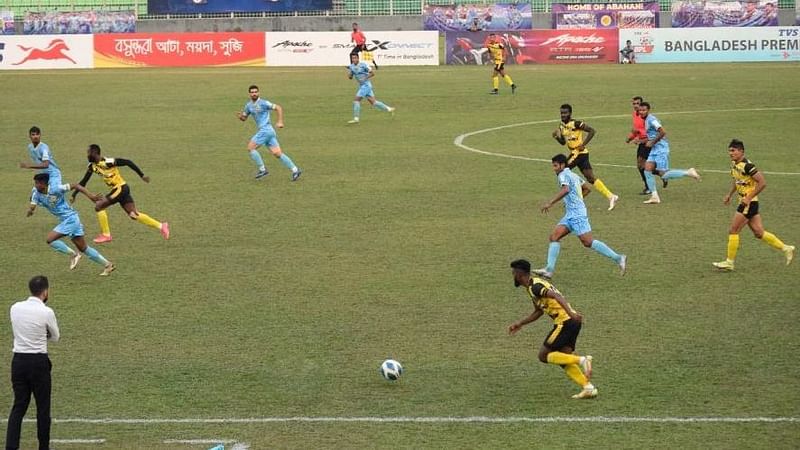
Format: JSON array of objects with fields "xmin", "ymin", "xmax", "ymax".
[
  {"xmin": 350, "ymin": 22, "xmax": 377, "ymax": 69},
  {"xmin": 625, "ymin": 96, "xmax": 652, "ymax": 194}
]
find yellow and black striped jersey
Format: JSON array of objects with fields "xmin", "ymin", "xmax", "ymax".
[
  {"xmin": 559, "ymin": 119, "xmax": 589, "ymax": 155},
  {"xmin": 90, "ymin": 158, "xmax": 128, "ymax": 189},
  {"xmin": 487, "ymin": 43, "xmax": 505, "ymax": 64},
  {"xmin": 732, "ymin": 158, "xmax": 759, "ymax": 201},
  {"xmin": 525, "ymin": 278, "xmax": 578, "ymax": 325}
]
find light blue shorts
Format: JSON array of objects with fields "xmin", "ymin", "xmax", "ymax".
[
  {"xmin": 356, "ymin": 84, "xmax": 375, "ymax": 99},
  {"xmin": 558, "ymin": 215, "xmax": 592, "ymax": 236},
  {"xmin": 646, "ymin": 144, "xmax": 670, "ymax": 171},
  {"xmin": 54, "ymin": 214, "xmax": 84, "ymax": 238},
  {"xmin": 251, "ymin": 128, "xmax": 279, "ymax": 149}
]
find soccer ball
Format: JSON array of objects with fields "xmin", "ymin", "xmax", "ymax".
[
  {"xmin": 380, "ymin": 359, "xmax": 403, "ymax": 381},
  {"xmin": 621, "ymin": 57, "xmax": 631, "ymax": 64}
]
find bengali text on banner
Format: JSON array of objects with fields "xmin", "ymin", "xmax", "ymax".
[{"xmin": 551, "ymin": 2, "xmax": 659, "ymax": 30}]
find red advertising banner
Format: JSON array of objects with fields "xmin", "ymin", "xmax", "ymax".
[
  {"xmin": 94, "ymin": 32, "xmax": 265, "ymax": 67},
  {"xmin": 527, "ymin": 29, "xmax": 618, "ymax": 63}
]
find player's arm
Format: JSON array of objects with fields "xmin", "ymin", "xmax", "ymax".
[
  {"xmin": 26, "ymin": 191, "xmax": 37, "ymax": 217},
  {"xmin": 19, "ymin": 160, "xmax": 50, "ymax": 170},
  {"xmin": 70, "ymin": 167, "xmax": 94, "ymax": 202},
  {"xmin": 272, "ymin": 104, "xmax": 285, "ymax": 129},
  {"xmin": 541, "ymin": 184, "xmax": 570, "ymax": 213},
  {"xmin": 723, "ymin": 178, "xmax": 737, "ymax": 205},
  {"xmin": 578, "ymin": 122, "xmax": 596, "ymax": 147},
  {"xmin": 70, "ymin": 182, "xmax": 101, "ymax": 202},
  {"xmin": 581, "ymin": 182, "xmax": 592, "ymax": 198},
  {"xmin": 741, "ymin": 170, "xmax": 766, "ymax": 205},
  {"xmin": 646, "ymin": 126, "xmax": 666, "ymax": 148},
  {"xmin": 115, "ymin": 158, "xmax": 150, "ymax": 183},
  {"xmin": 237, "ymin": 107, "xmax": 249, "ymax": 122},
  {"xmin": 508, "ymin": 304, "xmax": 543, "ymax": 335},
  {"xmin": 545, "ymin": 288, "xmax": 582, "ymax": 323},
  {"xmin": 552, "ymin": 128, "xmax": 566, "ymax": 145}
]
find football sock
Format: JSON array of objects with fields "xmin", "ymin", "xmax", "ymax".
[
  {"xmin": 249, "ymin": 150, "xmax": 266, "ymax": 172},
  {"xmin": 644, "ymin": 170, "xmax": 657, "ymax": 193},
  {"xmin": 503, "ymin": 74, "xmax": 514, "ymax": 86},
  {"xmin": 547, "ymin": 352, "xmax": 581, "ymax": 366},
  {"xmin": 374, "ymin": 101, "xmax": 390, "ymax": 112},
  {"xmin": 49, "ymin": 240, "xmax": 75, "ymax": 255},
  {"xmin": 662, "ymin": 169, "xmax": 688, "ymax": 180},
  {"xmin": 135, "ymin": 212, "xmax": 162, "ymax": 230},
  {"xmin": 278, "ymin": 154, "xmax": 297, "ymax": 171},
  {"xmin": 591, "ymin": 240, "xmax": 622, "ymax": 263},
  {"xmin": 592, "ymin": 178, "xmax": 614, "ymax": 199},
  {"xmin": 761, "ymin": 231, "xmax": 786, "ymax": 250},
  {"xmin": 83, "ymin": 246, "xmax": 110, "ymax": 266},
  {"xmin": 492, "ymin": 76, "xmax": 500, "ymax": 90},
  {"xmin": 545, "ymin": 241, "xmax": 561, "ymax": 273},
  {"xmin": 638, "ymin": 168, "xmax": 648, "ymax": 188},
  {"xmin": 97, "ymin": 210, "xmax": 111, "ymax": 236},
  {"xmin": 353, "ymin": 101, "xmax": 361, "ymax": 119},
  {"xmin": 726, "ymin": 234, "xmax": 740, "ymax": 262},
  {"xmin": 564, "ymin": 363, "xmax": 589, "ymax": 387}
]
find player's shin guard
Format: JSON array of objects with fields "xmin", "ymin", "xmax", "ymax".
[
  {"xmin": 353, "ymin": 101, "xmax": 361, "ymax": 119},
  {"xmin": 726, "ymin": 234, "xmax": 740, "ymax": 261},
  {"xmin": 546, "ymin": 242, "xmax": 561, "ymax": 273},
  {"xmin": 644, "ymin": 170, "xmax": 657, "ymax": 193},
  {"xmin": 503, "ymin": 74, "xmax": 514, "ymax": 86},
  {"xmin": 592, "ymin": 178, "xmax": 614, "ymax": 199},
  {"xmin": 249, "ymin": 150, "xmax": 266, "ymax": 172},
  {"xmin": 590, "ymin": 240, "xmax": 622, "ymax": 263},
  {"xmin": 278, "ymin": 154, "xmax": 297, "ymax": 171},
  {"xmin": 761, "ymin": 231, "xmax": 787, "ymax": 250},
  {"xmin": 135, "ymin": 213, "xmax": 162, "ymax": 230},
  {"xmin": 547, "ymin": 352, "xmax": 581, "ymax": 366},
  {"xmin": 97, "ymin": 210, "xmax": 111, "ymax": 236},
  {"xmin": 492, "ymin": 76, "xmax": 500, "ymax": 90},
  {"xmin": 83, "ymin": 246, "xmax": 110, "ymax": 266},
  {"xmin": 564, "ymin": 363, "xmax": 589, "ymax": 387},
  {"xmin": 374, "ymin": 101, "xmax": 390, "ymax": 112},
  {"xmin": 49, "ymin": 240, "xmax": 75, "ymax": 255},
  {"xmin": 662, "ymin": 169, "xmax": 688, "ymax": 180}
]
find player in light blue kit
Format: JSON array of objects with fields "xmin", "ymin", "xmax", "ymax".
[
  {"xmin": 237, "ymin": 85, "xmax": 302, "ymax": 181},
  {"xmin": 20, "ymin": 126, "xmax": 62, "ymax": 190},
  {"xmin": 639, "ymin": 102, "xmax": 700, "ymax": 204},
  {"xmin": 347, "ymin": 53, "xmax": 395, "ymax": 124},
  {"xmin": 533, "ymin": 154, "xmax": 627, "ymax": 279},
  {"xmin": 27, "ymin": 173, "xmax": 116, "ymax": 276}
]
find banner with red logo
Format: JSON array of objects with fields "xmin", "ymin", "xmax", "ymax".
[
  {"xmin": 445, "ymin": 30, "xmax": 617, "ymax": 64},
  {"xmin": 94, "ymin": 33, "xmax": 265, "ymax": 67},
  {"xmin": 0, "ymin": 35, "xmax": 94, "ymax": 70}
]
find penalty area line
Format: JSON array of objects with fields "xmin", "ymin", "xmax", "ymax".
[
  {"xmin": 453, "ymin": 106, "xmax": 800, "ymax": 176},
  {"xmin": 31, "ymin": 416, "xmax": 800, "ymax": 425}
]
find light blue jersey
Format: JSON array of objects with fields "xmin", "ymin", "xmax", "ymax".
[
  {"xmin": 30, "ymin": 184, "xmax": 84, "ymax": 237},
  {"xmin": 645, "ymin": 114, "xmax": 669, "ymax": 148},
  {"xmin": 243, "ymin": 98, "xmax": 275, "ymax": 131},
  {"xmin": 28, "ymin": 142, "xmax": 62, "ymax": 181},
  {"xmin": 557, "ymin": 169, "xmax": 587, "ymax": 218},
  {"xmin": 349, "ymin": 62, "xmax": 375, "ymax": 98}
]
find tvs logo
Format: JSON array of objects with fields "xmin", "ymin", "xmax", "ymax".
[
  {"xmin": 13, "ymin": 39, "xmax": 76, "ymax": 65},
  {"xmin": 540, "ymin": 33, "xmax": 606, "ymax": 47}
]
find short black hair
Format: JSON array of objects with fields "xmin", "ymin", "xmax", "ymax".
[
  {"xmin": 29, "ymin": 126, "xmax": 41, "ymax": 134},
  {"xmin": 29, "ymin": 275, "xmax": 49, "ymax": 296},
  {"xmin": 640, "ymin": 101, "xmax": 651, "ymax": 109},
  {"xmin": 510, "ymin": 259, "xmax": 531, "ymax": 273},
  {"xmin": 248, "ymin": 84, "xmax": 259, "ymax": 92},
  {"xmin": 560, "ymin": 104, "xmax": 572, "ymax": 113},
  {"xmin": 632, "ymin": 96, "xmax": 643, "ymax": 102},
  {"xmin": 552, "ymin": 154, "xmax": 568, "ymax": 165},
  {"xmin": 34, "ymin": 173, "xmax": 50, "ymax": 184},
  {"xmin": 729, "ymin": 139, "xmax": 745, "ymax": 151},
  {"xmin": 88, "ymin": 144, "xmax": 101, "ymax": 154}
]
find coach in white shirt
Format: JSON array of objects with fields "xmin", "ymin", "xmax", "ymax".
[{"xmin": 5, "ymin": 275, "xmax": 59, "ymax": 450}]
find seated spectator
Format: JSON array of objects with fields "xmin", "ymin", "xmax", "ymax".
[{"xmin": 619, "ymin": 40, "xmax": 635, "ymax": 64}]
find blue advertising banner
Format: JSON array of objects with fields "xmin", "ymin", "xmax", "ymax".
[
  {"xmin": 148, "ymin": 0, "xmax": 332, "ymax": 14},
  {"xmin": 423, "ymin": 3, "xmax": 532, "ymax": 31},
  {"xmin": 23, "ymin": 11, "xmax": 135, "ymax": 34},
  {"xmin": 1, "ymin": 11, "xmax": 14, "ymax": 35},
  {"xmin": 671, "ymin": 1, "xmax": 778, "ymax": 27}
]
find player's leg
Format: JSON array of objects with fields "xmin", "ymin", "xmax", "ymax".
[
  {"xmin": 581, "ymin": 162, "xmax": 618, "ymax": 209},
  {"xmin": 539, "ymin": 323, "xmax": 596, "ymax": 398},
  {"xmin": 643, "ymin": 158, "xmax": 661, "ymax": 204},
  {"xmin": 749, "ymin": 211, "xmax": 794, "ymax": 265},
  {"xmin": 662, "ymin": 167, "xmax": 701, "ymax": 181},
  {"xmin": 713, "ymin": 211, "xmax": 748, "ymax": 271},
  {"xmin": 247, "ymin": 133, "xmax": 268, "ymax": 179},
  {"xmin": 637, "ymin": 145, "xmax": 650, "ymax": 194},
  {"xmin": 490, "ymin": 66, "xmax": 500, "ymax": 94},
  {"xmin": 534, "ymin": 225, "xmax": 570, "ymax": 277},
  {"xmin": 350, "ymin": 95, "xmax": 363, "ymax": 123},
  {"xmin": 498, "ymin": 66, "xmax": 515, "ymax": 91},
  {"xmin": 366, "ymin": 94, "xmax": 394, "ymax": 114},
  {"xmin": 92, "ymin": 194, "xmax": 114, "ymax": 243},
  {"xmin": 578, "ymin": 230, "xmax": 626, "ymax": 275},
  {"xmin": 121, "ymin": 195, "xmax": 170, "ymax": 239},
  {"xmin": 45, "ymin": 230, "xmax": 76, "ymax": 257},
  {"xmin": 71, "ymin": 235, "xmax": 114, "ymax": 275},
  {"xmin": 266, "ymin": 131, "xmax": 301, "ymax": 180}
]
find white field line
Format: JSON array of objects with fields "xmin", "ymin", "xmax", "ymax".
[
  {"xmin": 453, "ymin": 107, "xmax": 800, "ymax": 176},
  {"xmin": 24, "ymin": 416, "xmax": 799, "ymax": 424},
  {"xmin": 51, "ymin": 438, "xmax": 106, "ymax": 444},
  {"xmin": 163, "ymin": 439, "xmax": 238, "ymax": 444}
]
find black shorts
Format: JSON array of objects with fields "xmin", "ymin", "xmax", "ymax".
[
  {"xmin": 543, "ymin": 319, "xmax": 581, "ymax": 350},
  {"xmin": 493, "ymin": 62, "xmax": 505, "ymax": 71},
  {"xmin": 736, "ymin": 200, "xmax": 759, "ymax": 219},
  {"xmin": 567, "ymin": 153, "xmax": 592, "ymax": 171},
  {"xmin": 106, "ymin": 184, "xmax": 134, "ymax": 206},
  {"xmin": 636, "ymin": 143, "xmax": 650, "ymax": 160}
]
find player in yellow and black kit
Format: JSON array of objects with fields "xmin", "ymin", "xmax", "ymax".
[
  {"xmin": 72, "ymin": 144, "xmax": 170, "ymax": 244},
  {"xmin": 485, "ymin": 33, "xmax": 516, "ymax": 95},
  {"xmin": 712, "ymin": 139, "xmax": 794, "ymax": 271},
  {"xmin": 508, "ymin": 259, "xmax": 597, "ymax": 399},
  {"xmin": 553, "ymin": 104, "xmax": 619, "ymax": 211}
]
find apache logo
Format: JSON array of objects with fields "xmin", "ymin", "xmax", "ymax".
[
  {"xmin": 365, "ymin": 40, "xmax": 391, "ymax": 51},
  {"xmin": 540, "ymin": 34, "xmax": 605, "ymax": 47},
  {"xmin": 271, "ymin": 40, "xmax": 313, "ymax": 48},
  {"xmin": 13, "ymin": 38, "xmax": 76, "ymax": 65}
]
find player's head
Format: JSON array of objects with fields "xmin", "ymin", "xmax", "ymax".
[
  {"xmin": 33, "ymin": 173, "xmax": 50, "ymax": 193},
  {"xmin": 352, "ymin": 22, "xmax": 359, "ymax": 31},
  {"xmin": 560, "ymin": 104, "xmax": 572, "ymax": 122},
  {"xmin": 626, "ymin": 40, "xmax": 632, "ymax": 46},
  {"xmin": 510, "ymin": 259, "xmax": 531, "ymax": 287},
  {"xmin": 488, "ymin": 32, "xmax": 496, "ymax": 42},
  {"xmin": 248, "ymin": 85, "xmax": 260, "ymax": 101},
  {"xmin": 632, "ymin": 96, "xmax": 643, "ymax": 109},
  {"xmin": 638, "ymin": 101, "xmax": 651, "ymax": 118},
  {"xmin": 551, "ymin": 154, "xmax": 568, "ymax": 173},
  {"xmin": 728, "ymin": 139, "xmax": 745, "ymax": 161},
  {"xmin": 28, "ymin": 275, "xmax": 49, "ymax": 302},
  {"xmin": 87, "ymin": 144, "xmax": 102, "ymax": 162},
  {"xmin": 350, "ymin": 53, "xmax": 359, "ymax": 64},
  {"xmin": 29, "ymin": 126, "xmax": 41, "ymax": 144}
]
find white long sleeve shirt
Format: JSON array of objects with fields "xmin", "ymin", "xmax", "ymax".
[{"xmin": 10, "ymin": 296, "xmax": 60, "ymax": 354}]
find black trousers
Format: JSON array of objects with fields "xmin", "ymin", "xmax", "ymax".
[
  {"xmin": 5, "ymin": 353, "xmax": 51, "ymax": 450},
  {"xmin": 350, "ymin": 43, "xmax": 366, "ymax": 56}
]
